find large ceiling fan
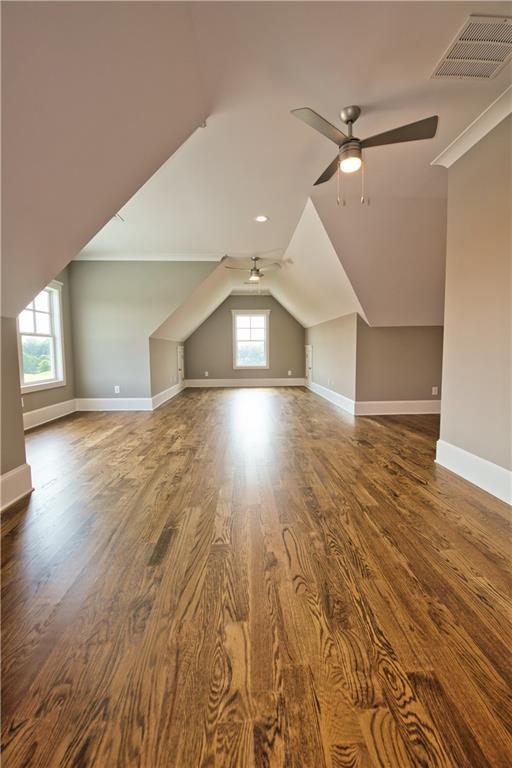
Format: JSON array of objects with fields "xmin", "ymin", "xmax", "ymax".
[
  {"xmin": 223, "ymin": 255, "xmax": 281, "ymax": 283},
  {"xmin": 291, "ymin": 105, "xmax": 438, "ymax": 185}
]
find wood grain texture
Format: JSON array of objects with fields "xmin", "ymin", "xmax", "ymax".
[{"xmin": 2, "ymin": 387, "xmax": 511, "ymax": 767}]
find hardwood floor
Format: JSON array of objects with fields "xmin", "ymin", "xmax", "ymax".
[{"xmin": 2, "ymin": 387, "xmax": 511, "ymax": 767}]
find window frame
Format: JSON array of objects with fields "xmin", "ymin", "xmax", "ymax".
[
  {"xmin": 231, "ymin": 309, "xmax": 270, "ymax": 370},
  {"xmin": 17, "ymin": 280, "xmax": 66, "ymax": 394}
]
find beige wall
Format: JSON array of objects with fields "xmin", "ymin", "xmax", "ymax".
[
  {"xmin": 185, "ymin": 295, "xmax": 305, "ymax": 380},
  {"xmin": 356, "ymin": 317, "xmax": 443, "ymax": 401},
  {"xmin": 22, "ymin": 267, "xmax": 75, "ymax": 413},
  {"xmin": 440, "ymin": 117, "xmax": 511, "ymax": 470},
  {"xmin": 305, "ymin": 314, "xmax": 357, "ymax": 399},
  {"xmin": 1, "ymin": 317, "xmax": 26, "ymax": 474},
  {"xmin": 305, "ymin": 313, "xmax": 443, "ymax": 403},
  {"xmin": 70, "ymin": 261, "xmax": 214, "ymax": 398},
  {"xmin": 149, "ymin": 338, "xmax": 179, "ymax": 396}
]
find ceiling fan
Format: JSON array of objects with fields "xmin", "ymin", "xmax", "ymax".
[
  {"xmin": 291, "ymin": 105, "xmax": 438, "ymax": 185},
  {"xmin": 223, "ymin": 255, "xmax": 281, "ymax": 283}
]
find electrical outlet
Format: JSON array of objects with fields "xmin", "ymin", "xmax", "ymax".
[
  {"xmin": 21, "ymin": 397, "xmax": 24, "ymax": 407},
  {"xmin": 114, "ymin": 385, "xmax": 120, "ymax": 394},
  {"xmin": 204, "ymin": 371, "xmax": 209, "ymax": 377},
  {"xmin": 288, "ymin": 370, "xmax": 292, "ymax": 376},
  {"xmin": 432, "ymin": 386, "xmax": 438, "ymax": 396}
]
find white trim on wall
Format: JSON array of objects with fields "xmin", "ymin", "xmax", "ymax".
[
  {"xmin": 432, "ymin": 85, "xmax": 512, "ymax": 168},
  {"xmin": 21, "ymin": 387, "xmax": 186, "ymax": 430},
  {"xmin": 185, "ymin": 378, "xmax": 305, "ymax": 388},
  {"xmin": 307, "ymin": 383, "xmax": 441, "ymax": 416},
  {"xmin": 354, "ymin": 400, "xmax": 441, "ymax": 416},
  {"xmin": 307, "ymin": 382, "xmax": 355, "ymax": 414},
  {"xmin": 75, "ymin": 252, "xmax": 223, "ymax": 262},
  {"xmin": 436, "ymin": 440, "xmax": 512, "ymax": 505},
  {"xmin": 0, "ymin": 463, "xmax": 33, "ymax": 512},
  {"xmin": 23, "ymin": 399, "xmax": 76, "ymax": 430},
  {"xmin": 75, "ymin": 397, "xmax": 153, "ymax": 411},
  {"xmin": 152, "ymin": 382, "xmax": 185, "ymax": 410}
]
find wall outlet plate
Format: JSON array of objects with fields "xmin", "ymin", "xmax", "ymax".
[
  {"xmin": 288, "ymin": 370, "xmax": 292, "ymax": 376},
  {"xmin": 204, "ymin": 371, "xmax": 209, "ymax": 377},
  {"xmin": 114, "ymin": 385, "xmax": 120, "ymax": 394},
  {"xmin": 432, "ymin": 386, "xmax": 439, "ymax": 396}
]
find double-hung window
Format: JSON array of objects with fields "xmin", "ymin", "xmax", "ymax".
[
  {"xmin": 17, "ymin": 281, "xmax": 65, "ymax": 392},
  {"xmin": 232, "ymin": 310, "xmax": 270, "ymax": 369}
]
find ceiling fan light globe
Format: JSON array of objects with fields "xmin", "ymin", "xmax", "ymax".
[
  {"xmin": 340, "ymin": 155, "xmax": 362, "ymax": 174},
  {"xmin": 249, "ymin": 273, "xmax": 260, "ymax": 282}
]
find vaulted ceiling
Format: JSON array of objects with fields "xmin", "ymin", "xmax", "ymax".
[
  {"xmin": 4, "ymin": 1, "xmax": 511, "ymax": 329},
  {"xmin": 2, "ymin": 1, "xmax": 207, "ymax": 316}
]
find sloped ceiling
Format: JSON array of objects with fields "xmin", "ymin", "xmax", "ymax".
[
  {"xmin": 269, "ymin": 199, "xmax": 366, "ymax": 328},
  {"xmin": 78, "ymin": 1, "xmax": 512, "ymax": 329},
  {"xmin": 312, "ymin": 194, "xmax": 448, "ymax": 325},
  {"xmin": 153, "ymin": 266, "xmax": 236, "ymax": 342},
  {"xmin": 2, "ymin": 1, "xmax": 208, "ymax": 316},
  {"xmin": 5, "ymin": 2, "xmax": 511, "ymax": 327},
  {"xmin": 153, "ymin": 200, "xmax": 366, "ymax": 339}
]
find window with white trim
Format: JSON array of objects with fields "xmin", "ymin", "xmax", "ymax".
[
  {"xmin": 232, "ymin": 310, "xmax": 270, "ymax": 369},
  {"xmin": 17, "ymin": 281, "xmax": 65, "ymax": 392}
]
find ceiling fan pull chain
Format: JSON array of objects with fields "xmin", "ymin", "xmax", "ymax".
[
  {"xmin": 361, "ymin": 155, "xmax": 366, "ymax": 205},
  {"xmin": 336, "ymin": 159, "xmax": 346, "ymax": 208}
]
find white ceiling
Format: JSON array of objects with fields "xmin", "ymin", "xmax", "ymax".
[
  {"xmin": 152, "ymin": 199, "xmax": 366, "ymax": 337},
  {"xmin": 82, "ymin": 1, "xmax": 511, "ymax": 257},
  {"xmin": 270, "ymin": 199, "xmax": 366, "ymax": 328},
  {"xmin": 78, "ymin": 1, "xmax": 511, "ymax": 328},
  {"xmin": 5, "ymin": 2, "xmax": 510, "ymax": 327}
]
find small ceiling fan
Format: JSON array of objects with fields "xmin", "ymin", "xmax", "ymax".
[
  {"xmin": 223, "ymin": 255, "xmax": 281, "ymax": 283},
  {"xmin": 291, "ymin": 105, "xmax": 438, "ymax": 185}
]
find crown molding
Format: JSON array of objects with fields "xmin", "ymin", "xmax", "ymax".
[
  {"xmin": 432, "ymin": 86, "xmax": 512, "ymax": 169},
  {"xmin": 74, "ymin": 252, "xmax": 224, "ymax": 262}
]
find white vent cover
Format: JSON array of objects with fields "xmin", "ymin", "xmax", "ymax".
[{"xmin": 432, "ymin": 15, "xmax": 512, "ymax": 79}]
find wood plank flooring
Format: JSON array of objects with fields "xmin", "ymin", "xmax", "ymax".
[{"xmin": 1, "ymin": 387, "xmax": 511, "ymax": 767}]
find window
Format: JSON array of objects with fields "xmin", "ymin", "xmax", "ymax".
[
  {"xmin": 17, "ymin": 281, "xmax": 65, "ymax": 392},
  {"xmin": 232, "ymin": 310, "xmax": 270, "ymax": 369}
]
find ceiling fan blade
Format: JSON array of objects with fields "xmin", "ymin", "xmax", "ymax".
[
  {"xmin": 361, "ymin": 116, "xmax": 438, "ymax": 149},
  {"xmin": 258, "ymin": 263, "xmax": 280, "ymax": 271},
  {"xmin": 314, "ymin": 155, "xmax": 339, "ymax": 186},
  {"xmin": 224, "ymin": 265, "xmax": 251, "ymax": 270},
  {"xmin": 291, "ymin": 108, "xmax": 347, "ymax": 146}
]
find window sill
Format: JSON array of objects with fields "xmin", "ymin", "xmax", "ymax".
[
  {"xmin": 233, "ymin": 365, "xmax": 270, "ymax": 370},
  {"xmin": 21, "ymin": 379, "xmax": 66, "ymax": 395}
]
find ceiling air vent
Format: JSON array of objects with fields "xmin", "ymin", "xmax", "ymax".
[{"xmin": 432, "ymin": 15, "xmax": 512, "ymax": 79}]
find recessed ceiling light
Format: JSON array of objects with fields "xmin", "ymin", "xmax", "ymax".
[{"xmin": 254, "ymin": 215, "xmax": 269, "ymax": 223}]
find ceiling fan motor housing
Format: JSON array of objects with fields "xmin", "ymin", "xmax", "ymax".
[
  {"xmin": 339, "ymin": 139, "xmax": 362, "ymax": 160},
  {"xmin": 340, "ymin": 105, "xmax": 361, "ymax": 125}
]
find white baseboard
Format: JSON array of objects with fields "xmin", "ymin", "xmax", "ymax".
[
  {"xmin": 354, "ymin": 399, "xmax": 441, "ymax": 416},
  {"xmin": 185, "ymin": 378, "xmax": 306, "ymax": 388},
  {"xmin": 75, "ymin": 397, "xmax": 153, "ymax": 411},
  {"xmin": 307, "ymin": 382, "xmax": 356, "ymax": 414},
  {"xmin": 0, "ymin": 463, "xmax": 33, "ymax": 512},
  {"xmin": 21, "ymin": 386, "xmax": 183, "ymax": 424},
  {"xmin": 436, "ymin": 439, "xmax": 512, "ymax": 505},
  {"xmin": 23, "ymin": 399, "xmax": 77, "ymax": 430},
  {"xmin": 152, "ymin": 382, "xmax": 185, "ymax": 409},
  {"xmin": 307, "ymin": 383, "xmax": 442, "ymax": 417}
]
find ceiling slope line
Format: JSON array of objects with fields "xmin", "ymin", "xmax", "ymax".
[{"xmin": 432, "ymin": 85, "xmax": 512, "ymax": 168}]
